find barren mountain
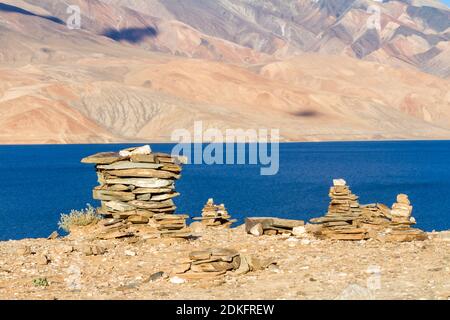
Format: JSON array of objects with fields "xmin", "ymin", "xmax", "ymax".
[{"xmin": 0, "ymin": 0, "xmax": 449, "ymax": 144}]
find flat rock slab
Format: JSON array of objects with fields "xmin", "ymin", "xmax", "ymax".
[
  {"xmin": 81, "ymin": 152, "xmax": 125, "ymax": 164},
  {"xmin": 105, "ymin": 168, "xmax": 180, "ymax": 179},
  {"xmin": 105, "ymin": 178, "xmax": 173, "ymax": 188},
  {"xmin": 93, "ymin": 189, "xmax": 135, "ymax": 202},
  {"xmin": 97, "ymin": 161, "xmax": 163, "ymax": 170},
  {"xmin": 245, "ymin": 217, "xmax": 304, "ymax": 233}
]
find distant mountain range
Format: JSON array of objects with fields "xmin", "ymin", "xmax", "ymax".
[{"xmin": 0, "ymin": 0, "xmax": 449, "ymax": 143}]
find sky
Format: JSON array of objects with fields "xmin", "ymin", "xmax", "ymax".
[{"xmin": 442, "ymin": 0, "xmax": 450, "ymax": 7}]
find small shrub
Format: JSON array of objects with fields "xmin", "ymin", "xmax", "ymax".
[
  {"xmin": 58, "ymin": 204, "xmax": 102, "ymax": 232},
  {"xmin": 33, "ymin": 278, "xmax": 49, "ymax": 287}
]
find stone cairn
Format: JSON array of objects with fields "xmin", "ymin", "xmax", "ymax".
[
  {"xmin": 81, "ymin": 145, "xmax": 191, "ymax": 239},
  {"xmin": 245, "ymin": 217, "xmax": 305, "ymax": 236},
  {"xmin": 173, "ymin": 248, "xmax": 277, "ymax": 280},
  {"xmin": 193, "ymin": 198, "xmax": 236, "ymax": 228},
  {"xmin": 310, "ymin": 179, "xmax": 427, "ymax": 242}
]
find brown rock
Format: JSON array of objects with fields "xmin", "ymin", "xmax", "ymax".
[
  {"xmin": 189, "ymin": 250, "xmax": 211, "ymax": 261},
  {"xmin": 81, "ymin": 152, "xmax": 124, "ymax": 164},
  {"xmin": 190, "ymin": 261, "xmax": 234, "ymax": 272},
  {"xmin": 127, "ymin": 215, "xmax": 149, "ymax": 224},
  {"xmin": 250, "ymin": 223, "xmax": 263, "ymax": 236},
  {"xmin": 173, "ymin": 263, "xmax": 191, "ymax": 274},
  {"xmin": 47, "ymin": 231, "xmax": 59, "ymax": 240}
]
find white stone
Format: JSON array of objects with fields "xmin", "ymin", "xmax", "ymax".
[
  {"xmin": 119, "ymin": 145, "xmax": 151, "ymax": 157},
  {"xmin": 169, "ymin": 276, "xmax": 186, "ymax": 284},
  {"xmin": 333, "ymin": 179, "xmax": 347, "ymax": 186},
  {"xmin": 249, "ymin": 223, "xmax": 263, "ymax": 236},
  {"xmin": 300, "ymin": 239, "xmax": 311, "ymax": 245},
  {"xmin": 124, "ymin": 250, "xmax": 136, "ymax": 257},
  {"xmin": 292, "ymin": 226, "xmax": 306, "ymax": 236}
]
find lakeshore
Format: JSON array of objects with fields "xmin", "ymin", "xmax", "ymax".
[{"xmin": 0, "ymin": 226, "xmax": 449, "ymax": 300}]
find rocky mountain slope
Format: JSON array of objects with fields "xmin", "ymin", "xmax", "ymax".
[{"xmin": 0, "ymin": 0, "xmax": 449, "ymax": 143}]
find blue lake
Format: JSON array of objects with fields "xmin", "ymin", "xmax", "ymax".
[{"xmin": 0, "ymin": 141, "xmax": 449, "ymax": 240}]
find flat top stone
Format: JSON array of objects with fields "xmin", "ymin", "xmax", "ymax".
[
  {"xmin": 81, "ymin": 152, "xmax": 126, "ymax": 164},
  {"xmin": 333, "ymin": 179, "xmax": 347, "ymax": 186}
]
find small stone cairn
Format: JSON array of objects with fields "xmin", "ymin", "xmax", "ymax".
[
  {"xmin": 173, "ymin": 248, "xmax": 277, "ymax": 280},
  {"xmin": 193, "ymin": 198, "xmax": 236, "ymax": 228},
  {"xmin": 310, "ymin": 179, "xmax": 427, "ymax": 242}
]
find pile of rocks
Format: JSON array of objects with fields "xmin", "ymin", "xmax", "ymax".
[
  {"xmin": 382, "ymin": 194, "xmax": 427, "ymax": 242},
  {"xmin": 173, "ymin": 248, "xmax": 277, "ymax": 280},
  {"xmin": 245, "ymin": 217, "xmax": 305, "ymax": 236},
  {"xmin": 154, "ymin": 214, "xmax": 191, "ymax": 238},
  {"xmin": 193, "ymin": 198, "xmax": 236, "ymax": 228},
  {"xmin": 310, "ymin": 179, "xmax": 367, "ymax": 240},
  {"xmin": 81, "ymin": 145, "xmax": 191, "ymax": 239},
  {"xmin": 310, "ymin": 179, "xmax": 427, "ymax": 242}
]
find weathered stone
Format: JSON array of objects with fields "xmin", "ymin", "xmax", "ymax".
[
  {"xmin": 93, "ymin": 189, "xmax": 135, "ymax": 201},
  {"xmin": 397, "ymin": 194, "xmax": 410, "ymax": 205},
  {"xmin": 333, "ymin": 179, "xmax": 347, "ymax": 186},
  {"xmin": 246, "ymin": 255, "xmax": 276, "ymax": 271},
  {"xmin": 189, "ymin": 250, "xmax": 211, "ymax": 261},
  {"xmin": 190, "ymin": 261, "xmax": 234, "ymax": 272},
  {"xmin": 97, "ymin": 161, "xmax": 162, "ymax": 170},
  {"xmin": 249, "ymin": 223, "xmax": 263, "ymax": 236},
  {"xmin": 174, "ymin": 263, "xmax": 191, "ymax": 274},
  {"xmin": 105, "ymin": 168, "xmax": 180, "ymax": 179},
  {"xmin": 128, "ymin": 199, "xmax": 175, "ymax": 209},
  {"xmin": 160, "ymin": 164, "xmax": 182, "ymax": 173},
  {"xmin": 127, "ymin": 215, "xmax": 149, "ymax": 224},
  {"xmin": 292, "ymin": 226, "xmax": 306, "ymax": 236},
  {"xmin": 105, "ymin": 177, "xmax": 173, "ymax": 188},
  {"xmin": 264, "ymin": 229, "xmax": 278, "ymax": 236},
  {"xmin": 210, "ymin": 248, "xmax": 239, "ymax": 257},
  {"xmin": 47, "ymin": 231, "xmax": 59, "ymax": 240},
  {"xmin": 148, "ymin": 271, "xmax": 165, "ymax": 282},
  {"xmin": 132, "ymin": 187, "xmax": 174, "ymax": 194},
  {"xmin": 97, "ymin": 230, "xmax": 134, "ymax": 240},
  {"xmin": 130, "ymin": 154, "xmax": 156, "ymax": 163},
  {"xmin": 119, "ymin": 145, "xmax": 151, "ymax": 157},
  {"xmin": 81, "ymin": 152, "xmax": 125, "ymax": 164},
  {"xmin": 136, "ymin": 193, "xmax": 151, "ymax": 201},
  {"xmin": 245, "ymin": 217, "xmax": 304, "ymax": 233},
  {"xmin": 103, "ymin": 201, "xmax": 136, "ymax": 212},
  {"xmin": 151, "ymin": 192, "xmax": 180, "ymax": 201}
]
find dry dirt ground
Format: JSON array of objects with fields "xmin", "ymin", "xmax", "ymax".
[{"xmin": 0, "ymin": 225, "xmax": 449, "ymax": 300}]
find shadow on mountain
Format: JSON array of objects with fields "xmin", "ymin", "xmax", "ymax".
[
  {"xmin": 292, "ymin": 110, "xmax": 321, "ymax": 117},
  {"xmin": 102, "ymin": 27, "xmax": 158, "ymax": 44},
  {"xmin": 0, "ymin": 3, "xmax": 64, "ymax": 25}
]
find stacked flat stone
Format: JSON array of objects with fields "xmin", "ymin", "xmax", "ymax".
[
  {"xmin": 310, "ymin": 179, "xmax": 427, "ymax": 242},
  {"xmin": 174, "ymin": 248, "xmax": 241, "ymax": 280},
  {"xmin": 193, "ymin": 198, "xmax": 236, "ymax": 228},
  {"xmin": 310, "ymin": 179, "xmax": 368, "ymax": 240},
  {"xmin": 383, "ymin": 194, "xmax": 427, "ymax": 242},
  {"xmin": 81, "ymin": 145, "xmax": 190, "ymax": 238}
]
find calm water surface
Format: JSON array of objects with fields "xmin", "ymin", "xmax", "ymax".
[{"xmin": 0, "ymin": 141, "xmax": 449, "ymax": 240}]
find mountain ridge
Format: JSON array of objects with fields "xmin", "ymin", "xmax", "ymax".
[{"xmin": 0, "ymin": 0, "xmax": 449, "ymax": 144}]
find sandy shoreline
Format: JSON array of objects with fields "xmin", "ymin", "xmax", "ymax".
[{"xmin": 0, "ymin": 226, "xmax": 449, "ymax": 300}]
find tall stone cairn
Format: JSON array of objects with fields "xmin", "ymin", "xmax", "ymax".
[
  {"xmin": 310, "ymin": 179, "xmax": 427, "ymax": 242},
  {"xmin": 81, "ymin": 145, "xmax": 191, "ymax": 238}
]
